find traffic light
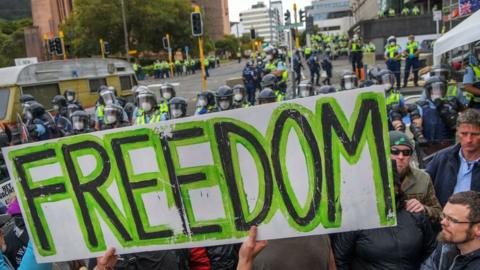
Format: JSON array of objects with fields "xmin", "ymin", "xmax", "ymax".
[
  {"xmin": 47, "ymin": 39, "xmax": 56, "ymax": 54},
  {"xmin": 54, "ymin": 37, "xmax": 63, "ymax": 56},
  {"xmin": 162, "ymin": 36, "xmax": 169, "ymax": 49},
  {"xmin": 103, "ymin": 41, "xmax": 110, "ymax": 55},
  {"xmin": 299, "ymin": 9, "xmax": 305, "ymax": 22},
  {"xmin": 250, "ymin": 28, "xmax": 256, "ymax": 40},
  {"xmin": 191, "ymin": 12, "xmax": 203, "ymax": 36},
  {"xmin": 284, "ymin": 10, "xmax": 291, "ymax": 24},
  {"xmin": 306, "ymin": 16, "xmax": 314, "ymax": 34}
]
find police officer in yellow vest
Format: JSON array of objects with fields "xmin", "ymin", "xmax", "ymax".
[
  {"xmin": 153, "ymin": 60, "xmax": 161, "ymax": 79},
  {"xmin": 159, "ymin": 83, "xmax": 176, "ymax": 114},
  {"xmin": 463, "ymin": 53, "xmax": 480, "ymax": 109},
  {"xmin": 203, "ymin": 58, "xmax": 210, "ymax": 78},
  {"xmin": 134, "ymin": 90, "xmax": 162, "ymax": 125},
  {"xmin": 349, "ymin": 34, "xmax": 364, "ymax": 79},
  {"xmin": 403, "ymin": 35, "xmax": 421, "ymax": 88},
  {"xmin": 384, "ymin": 36, "xmax": 402, "ymax": 89}
]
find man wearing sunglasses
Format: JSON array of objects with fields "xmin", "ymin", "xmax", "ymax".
[
  {"xmin": 421, "ymin": 191, "xmax": 480, "ymax": 269},
  {"xmin": 426, "ymin": 109, "xmax": 480, "ymax": 208},
  {"xmin": 390, "ymin": 131, "xmax": 442, "ymax": 222}
]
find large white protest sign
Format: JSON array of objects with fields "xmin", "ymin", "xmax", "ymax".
[{"xmin": 2, "ymin": 87, "xmax": 396, "ymax": 262}]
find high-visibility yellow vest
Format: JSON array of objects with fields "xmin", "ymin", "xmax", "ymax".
[
  {"xmin": 406, "ymin": 41, "xmax": 419, "ymax": 55},
  {"xmin": 386, "ymin": 45, "xmax": 400, "ymax": 59},
  {"xmin": 159, "ymin": 101, "xmax": 169, "ymax": 114},
  {"xmin": 96, "ymin": 105, "xmax": 105, "ymax": 120},
  {"xmin": 466, "ymin": 64, "xmax": 480, "ymax": 103},
  {"xmin": 135, "ymin": 111, "xmax": 162, "ymax": 125},
  {"xmin": 386, "ymin": 92, "xmax": 401, "ymax": 106},
  {"xmin": 351, "ymin": 42, "xmax": 361, "ymax": 52}
]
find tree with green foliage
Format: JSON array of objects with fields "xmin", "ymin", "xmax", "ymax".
[
  {"xmin": 63, "ymin": 0, "xmax": 193, "ymax": 58},
  {"xmin": 214, "ymin": 35, "xmax": 239, "ymax": 58},
  {"xmin": 0, "ymin": 18, "xmax": 32, "ymax": 67}
]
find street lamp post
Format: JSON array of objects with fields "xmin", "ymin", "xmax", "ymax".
[{"xmin": 120, "ymin": 0, "xmax": 130, "ymax": 62}]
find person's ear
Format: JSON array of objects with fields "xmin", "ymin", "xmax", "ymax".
[{"xmin": 473, "ymin": 223, "xmax": 480, "ymax": 237}]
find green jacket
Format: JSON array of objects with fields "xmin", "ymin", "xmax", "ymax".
[{"xmin": 401, "ymin": 167, "xmax": 442, "ymax": 223}]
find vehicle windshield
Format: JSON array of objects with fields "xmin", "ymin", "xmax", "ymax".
[{"xmin": 0, "ymin": 88, "xmax": 10, "ymax": 120}]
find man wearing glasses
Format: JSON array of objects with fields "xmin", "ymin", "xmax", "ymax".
[
  {"xmin": 421, "ymin": 191, "xmax": 480, "ymax": 269},
  {"xmin": 426, "ymin": 109, "xmax": 480, "ymax": 207},
  {"xmin": 390, "ymin": 131, "xmax": 442, "ymax": 222}
]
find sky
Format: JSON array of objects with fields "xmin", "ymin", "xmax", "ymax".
[{"xmin": 228, "ymin": 0, "xmax": 312, "ymax": 22}]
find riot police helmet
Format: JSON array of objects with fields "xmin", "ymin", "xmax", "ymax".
[
  {"xmin": 298, "ymin": 80, "xmax": 314, "ymax": 98},
  {"xmin": 215, "ymin": 85, "xmax": 234, "ymax": 111},
  {"xmin": 64, "ymin": 89, "xmax": 76, "ymax": 102},
  {"xmin": 168, "ymin": 97, "xmax": 188, "ymax": 119},
  {"xmin": 20, "ymin": 94, "xmax": 35, "ymax": 105},
  {"xmin": 137, "ymin": 90, "xmax": 157, "ymax": 113},
  {"xmin": 257, "ymin": 88, "xmax": 277, "ymax": 104},
  {"xmin": 341, "ymin": 71, "xmax": 358, "ymax": 90},
  {"xmin": 160, "ymin": 83, "xmax": 176, "ymax": 101},
  {"xmin": 27, "ymin": 101, "xmax": 45, "ymax": 119},
  {"xmin": 232, "ymin": 84, "xmax": 246, "ymax": 103},
  {"xmin": 67, "ymin": 103, "xmax": 81, "ymax": 117},
  {"xmin": 134, "ymin": 85, "xmax": 150, "ymax": 104},
  {"xmin": 261, "ymin": 73, "xmax": 278, "ymax": 89},
  {"xmin": 51, "ymin": 95, "xmax": 67, "ymax": 111},
  {"xmin": 430, "ymin": 64, "xmax": 451, "ymax": 82},
  {"xmin": 70, "ymin": 110, "xmax": 89, "ymax": 131},
  {"xmin": 103, "ymin": 104, "xmax": 123, "ymax": 125},
  {"xmin": 424, "ymin": 76, "xmax": 447, "ymax": 102},
  {"xmin": 196, "ymin": 90, "xmax": 216, "ymax": 108},
  {"xmin": 99, "ymin": 88, "xmax": 116, "ymax": 105}
]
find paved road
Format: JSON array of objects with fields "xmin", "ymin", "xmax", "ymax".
[{"xmin": 138, "ymin": 58, "xmax": 424, "ymax": 114}]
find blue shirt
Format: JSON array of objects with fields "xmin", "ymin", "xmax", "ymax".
[
  {"xmin": 454, "ymin": 149, "xmax": 480, "ymax": 194},
  {"xmin": 463, "ymin": 66, "xmax": 476, "ymax": 84}
]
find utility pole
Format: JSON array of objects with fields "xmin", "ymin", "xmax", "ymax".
[
  {"xmin": 166, "ymin": 33, "xmax": 174, "ymax": 78},
  {"xmin": 100, "ymin": 38, "xmax": 105, "ymax": 59},
  {"xmin": 293, "ymin": 3, "xmax": 300, "ymax": 49},
  {"xmin": 120, "ymin": 0, "xmax": 130, "ymax": 62},
  {"xmin": 192, "ymin": 6, "xmax": 207, "ymax": 91}
]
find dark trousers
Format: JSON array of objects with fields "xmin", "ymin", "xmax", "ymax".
[
  {"xmin": 386, "ymin": 59, "xmax": 401, "ymax": 89},
  {"xmin": 404, "ymin": 57, "xmax": 419, "ymax": 86},
  {"xmin": 294, "ymin": 69, "xmax": 301, "ymax": 86},
  {"xmin": 310, "ymin": 69, "xmax": 320, "ymax": 85},
  {"xmin": 246, "ymin": 83, "xmax": 256, "ymax": 105},
  {"xmin": 351, "ymin": 52, "xmax": 363, "ymax": 72}
]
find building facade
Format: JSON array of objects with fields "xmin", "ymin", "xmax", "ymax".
[
  {"xmin": 239, "ymin": 2, "xmax": 281, "ymax": 44},
  {"xmin": 27, "ymin": 0, "xmax": 73, "ymax": 60},
  {"xmin": 192, "ymin": 0, "xmax": 230, "ymax": 40},
  {"xmin": 308, "ymin": 0, "xmax": 354, "ymax": 34}
]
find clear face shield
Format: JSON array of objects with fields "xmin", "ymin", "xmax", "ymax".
[
  {"xmin": 71, "ymin": 115, "xmax": 86, "ymax": 131},
  {"xmin": 66, "ymin": 92, "xmax": 75, "ymax": 102},
  {"xmin": 259, "ymin": 97, "xmax": 276, "ymax": 104},
  {"xmin": 196, "ymin": 95, "xmax": 208, "ymax": 107},
  {"xmin": 170, "ymin": 103, "xmax": 185, "ymax": 119},
  {"xmin": 103, "ymin": 108, "xmax": 119, "ymax": 125},
  {"xmin": 161, "ymin": 87, "xmax": 174, "ymax": 100},
  {"xmin": 138, "ymin": 95, "xmax": 155, "ymax": 113},
  {"xmin": 429, "ymin": 82, "xmax": 446, "ymax": 101},
  {"xmin": 217, "ymin": 97, "xmax": 232, "ymax": 111},
  {"xmin": 233, "ymin": 89, "xmax": 244, "ymax": 102},
  {"xmin": 52, "ymin": 104, "xmax": 60, "ymax": 111},
  {"xmin": 101, "ymin": 90, "xmax": 116, "ymax": 106}
]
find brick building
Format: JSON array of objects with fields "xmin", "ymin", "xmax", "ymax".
[{"xmin": 192, "ymin": 0, "xmax": 231, "ymax": 40}]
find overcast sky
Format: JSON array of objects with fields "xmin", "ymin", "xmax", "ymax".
[{"xmin": 228, "ymin": 0, "xmax": 312, "ymax": 22}]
